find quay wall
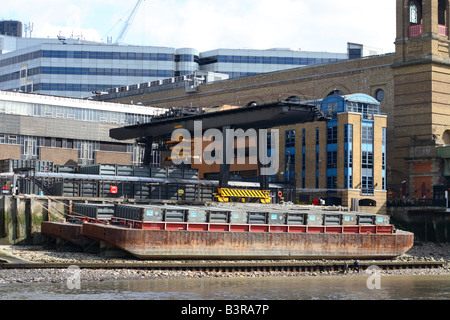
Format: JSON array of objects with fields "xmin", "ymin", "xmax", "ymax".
[
  {"xmin": 1, "ymin": 195, "xmax": 446, "ymax": 246},
  {"xmin": 1, "ymin": 196, "xmax": 85, "ymax": 245},
  {"xmin": 0, "ymin": 195, "xmax": 63, "ymax": 245},
  {"xmin": 0, "ymin": 195, "xmax": 149, "ymax": 245},
  {"xmin": 388, "ymin": 207, "xmax": 450, "ymax": 242}
]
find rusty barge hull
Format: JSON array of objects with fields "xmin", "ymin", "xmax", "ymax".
[
  {"xmin": 41, "ymin": 221, "xmax": 83, "ymax": 247},
  {"xmin": 77, "ymin": 222, "xmax": 414, "ymax": 260}
]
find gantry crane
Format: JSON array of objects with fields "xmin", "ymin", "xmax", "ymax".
[{"xmin": 104, "ymin": 0, "xmax": 145, "ymax": 45}]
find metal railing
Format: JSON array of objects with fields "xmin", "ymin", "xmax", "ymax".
[
  {"xmin": 438, "ymin": 24, "xmax": 448, "ymax": 37},
  {"xmin": 408, "ymin": 24, "xmax": 448, "ymax": 37},
  {"xmin": 387, "ymin": 198, "xmax": 447, "ymax": 207},
  {"xmin": 409, "ymin": 24, "xmax": 423, "ymax": 37}
]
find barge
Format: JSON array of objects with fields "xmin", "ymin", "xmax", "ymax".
[{"xmin": 41, "ymin": 203, "xmax": 414, "ymax": 260}]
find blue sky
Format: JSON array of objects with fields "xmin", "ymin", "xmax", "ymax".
[{"xmin": 2, "ymin": 0, "xmax": 396, "ymax": 53}]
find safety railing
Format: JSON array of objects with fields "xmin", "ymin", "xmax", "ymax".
[
  {"xmin": 409, "ymin": 24, "xmax": 423, "ymax": 37},
  {"xmin": 438, "ymin": 24, "xmax": 448, "ymax": 37},
  {"xmin": 109, "ymin": 217, "xmax": 394, "ymax": 234},
  {"xmin": 408, "ymin": 24, "xmax": 448, "ymax": 37}
]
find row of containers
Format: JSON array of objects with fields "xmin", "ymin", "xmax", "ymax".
[
  {"xmin": 0, "ymin": 159, "xmax": 198, "ymax": 179},
  {"xmin": 71, "ymin": 203, "xmax": 391, "ymax": 226},
  {"xmin": 56, "ymin": 165, "xmax": 205, "ymax": 200},
  {"xmin": 0, "ymin": 159, "xmax": 54, "ymax": 174},
  {"xmin": 0, "ymin": 159, "xmax": 205, "ymax": 199},
  {"xmin": 54, "ymin": 181, "xmax": 214, "ymax": 201},
  {"xmin": 0, "ymin": 159, "xmax": 56, "ymax": 195},
  {"xmin": 54, "ymin": 165, "xmax": 202, "ymax": 199}
]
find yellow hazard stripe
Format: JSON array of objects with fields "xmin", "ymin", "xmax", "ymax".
[{"xmin": 218, "ymin": 188, "xmax": 271, "ymax": 199}]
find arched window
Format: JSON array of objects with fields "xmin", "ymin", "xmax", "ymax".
[
  {"xmin": 409, "ymin": 0, "xmax": 422, "ymax": 24},
  {"xmin": 443, "ymin": 130, "xmax": 450, "ymax": 145},
  {"xmin": 438, "ymin": 0, "xmax": 448, "ymax": 36},
  {"xmin": 410, "ymin": 1, "xmax": 419, "ymax": 24},
  {"xmin": 327, "ymin": 90, "xmax": 344, "ymax": 97},
  {"xmin": 359, "ymin": 199, "xmax": 376, "ymax": 207},
  {"xmin": 408, "ymin": 1, "xmax": 423, "ymax": 36},
  {"xmin": 438, "ymin": 0, "xmax": 447, "ymax": 26}
]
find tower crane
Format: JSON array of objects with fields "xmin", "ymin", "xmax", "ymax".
[{"xmin": 114, "ymin": 0, "xmax": 145, "ymax": 45}]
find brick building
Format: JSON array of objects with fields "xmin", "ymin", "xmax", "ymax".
[
  {"xmin": 0, "ymin": 0, "xmax": 447, "ymax": 213},
  {"xmin": 393, "ymin": 0, "xmax": 450, "ymax": 200},
  {"xmin": 100, "ymin": 0, "xmax": 450, "ymax": 205},
  {"xmin": 276, "ymin": 94, "xmax": 387, "ymax": 214}
]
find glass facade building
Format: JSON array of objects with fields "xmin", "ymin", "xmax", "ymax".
[
  {"xmin": 277, "ymin": 93, "xmax": 387, "ymax": 214},
  {"xmin": 1, "ymin": 36, "xmax": 359, "ymax": 98},
  {"xmin": 0, "ymin": 90, "xmax": 163, "ymax": 165},
  {"xmin": 0, "ymin": 40, "xmax": 194, "ymax": 98},
  {"xmin": 320, "ymin": 93, "xmax": 384, "ymax": 196},
  {"xmin": 199, "ymin": 48, "xmax": 348, "ymax": 79}
]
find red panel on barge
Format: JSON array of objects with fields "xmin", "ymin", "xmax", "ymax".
[{"xmin": 77, "ymin": 222, "xmax": 413, "ymax": 260}]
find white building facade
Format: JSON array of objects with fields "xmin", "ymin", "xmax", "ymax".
[
  {"xmin": 0, "ymin": 35, "xmax": 370, "ymax": 99},
  {"xmin": 199, "ymin": 48, "xmax": 348, "ymax": 79},
  {"xmin": 0, "ymin": 90, "xmax": 164, "ymax": 165}
]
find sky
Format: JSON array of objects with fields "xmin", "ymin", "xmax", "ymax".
[{"xmin": 1, "ymin": 0, "xmax": 396, "ymax": 54}]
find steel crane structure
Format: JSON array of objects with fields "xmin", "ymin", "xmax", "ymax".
[{"xmin": 115, "ymin": 0, "xmax": 144, "ymax": 44}]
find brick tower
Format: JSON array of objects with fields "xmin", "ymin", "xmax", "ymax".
[{"xmin": 392, "ymin": 0, "xmax": 450, "ymax": 199}]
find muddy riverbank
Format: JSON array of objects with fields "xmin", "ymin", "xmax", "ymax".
[{"xmin": 0, "ymin": 242, "xmax": 449, "ymax": 284}]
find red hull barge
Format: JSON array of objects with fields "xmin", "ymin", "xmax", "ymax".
[{"xmin": 42, "ymin": 220, "xmax": 414, "ymax": 260}]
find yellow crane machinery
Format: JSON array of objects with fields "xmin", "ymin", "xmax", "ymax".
[{"xmin": 214, "ymin": 188, "xmax": 271, "ymax": 204}]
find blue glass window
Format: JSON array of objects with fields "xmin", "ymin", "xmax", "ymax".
[
  {"xmin": 327, "ymin": 151, "xmax": 337, "ymax": 168},
  {"xmin": 285, "ymin": 130, "xmax": 295, "ymax": 148},
  {"xmin": 327, "ymin": 126, "xmax": 337, "ymax": 144},
  {"xmin": 42, "ymin": 50, "xmax": 52, "ymax": 58}
]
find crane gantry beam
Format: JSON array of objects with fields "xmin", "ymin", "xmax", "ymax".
[{"xmin": 115, "ymin": 0, "xmax": 145, "ymax": 44}]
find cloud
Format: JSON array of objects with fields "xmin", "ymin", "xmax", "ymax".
[
  {"xmin": 3, "ymin": 0, "xmax": 121, "ymax": 41},
  {"xmin": 1, "ymin": 0, "xmax": 396, "ymax": 53},
  {"xmin": 128, "ymin": 0, "xmax": 395, "ymax": 53}
]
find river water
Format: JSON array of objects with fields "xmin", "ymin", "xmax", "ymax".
[{"xmin": 0, "ymin": 274, "xmax": 449, "ymax": 300}]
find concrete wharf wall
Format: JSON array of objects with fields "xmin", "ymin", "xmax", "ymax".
[
  {"xmin": 0, "ymin": 195, "xmax": 128, "ymax": 245},
  {"xmin": 0, "ymin": 195, "xmax": 63, "ymax": 245}
]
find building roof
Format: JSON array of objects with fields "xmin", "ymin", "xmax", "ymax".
[
  {"xmin": 0, "ymin": 90, "xmax": 164, "ymax": 116},
  {"xmin": 342, "ymin": 93, "xmax": 380, "ymax": 104}
]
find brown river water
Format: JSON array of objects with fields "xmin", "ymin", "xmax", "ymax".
[{"xmin": 1, "ymin": 273, "xmax": 449, "ymax": 300}]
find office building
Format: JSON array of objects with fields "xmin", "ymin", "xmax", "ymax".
[
  {"xmin": 0, "ymin": 20, "xmax": 22, "ymax": 38},
  {"xmin": 100, "ymin": 0, "xmax": 450, "ymax": 209},
  {"xmin": 0, "ymin": 39, "xmax": 198, "ymax": 98},
  {"xmin": 0, "ymin": 90, "xmax": 163, "ymax": 166},
  {"xmin": 198, "ymin": 48, "xmax": 348, "ymax": 79},
  {"xmin": 277, "ymin": 93, "xmax": 387, "ymax": 213},
  {"xmin": 0, "ymin": 33, "xmax": 367, "ymax": 98}
]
